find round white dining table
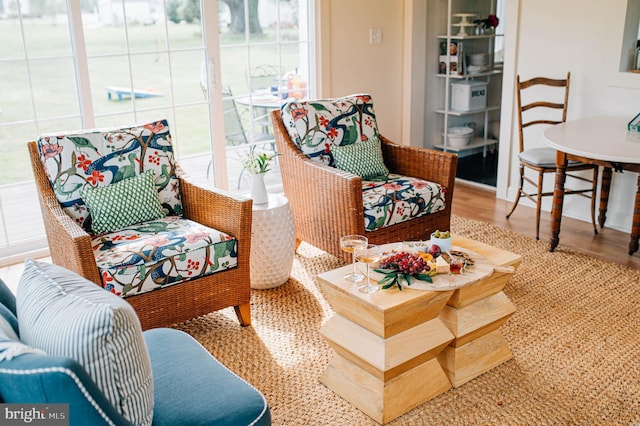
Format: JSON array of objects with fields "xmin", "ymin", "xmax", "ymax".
[{"xmin": 543, "ymin": 115, "xmax": 640, "ymax": 254}]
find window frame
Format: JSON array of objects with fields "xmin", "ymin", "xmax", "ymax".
[{"xmin": 0, "ymin": 0, "xmax": 314, "ymax": 263}]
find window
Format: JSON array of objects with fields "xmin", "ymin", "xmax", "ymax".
[{"xmin": 0, "ymin": 0, "xmax": 312, "ymax": 263}]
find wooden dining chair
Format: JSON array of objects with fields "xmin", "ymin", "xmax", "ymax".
[{"xmin": 506, "ymin": 72, "xmax": 599, "ymax": 240}]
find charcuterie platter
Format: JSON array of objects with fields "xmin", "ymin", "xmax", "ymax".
[{"xmin": 360, "ymin": 241, "xmax": 495, "ymax": 291}]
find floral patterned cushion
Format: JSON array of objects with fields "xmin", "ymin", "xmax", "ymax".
[
  {"xmin": 37, "ymin": 119, "xmax": 182, "ymax": 234},
  {"xmin": 362, "ymin": 174, "xmax": 446, "ymax": 231},
  {"xmin": 92, "ymin": 216, "xmax": 237, "ymax": 297},
  {"xmin": 280, "ymin": 94, "xmax": 379, "ymax": 166}
]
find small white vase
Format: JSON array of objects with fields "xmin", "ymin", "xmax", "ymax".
[{"xmin": 249, "ymin": 172, "xmax": 269, "ymax": 205}]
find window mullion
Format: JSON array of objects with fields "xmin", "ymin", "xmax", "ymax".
[
  {"xmin": 202, "ymin": 0, "xmax": 229, "ymax": 190},
  {"xmin": 67, "ymin": 0, "xmax": 95, "ymax": 128}
]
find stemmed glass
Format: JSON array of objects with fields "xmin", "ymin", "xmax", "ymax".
[
  {"xmin": 340, "ymin": 235, "xmax": 368, "ymax": 282},
  {"xmin": 354, "ymin": 244, "xmax": 383, "ymax": 294}
]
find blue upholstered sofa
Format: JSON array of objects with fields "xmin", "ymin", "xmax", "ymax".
[{"xmin": 0, "ymin": 260, "xmax": 271, "ymax": 426}]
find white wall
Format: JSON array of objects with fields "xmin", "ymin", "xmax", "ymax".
[
  {"xmin": 317, "ymin": 0, "xmax": 640, "ymax": 233},
  {"xmin": 318, "ymin": 0, "xmax": 405, "ymax": 141},
  {"xmin": 499, "ymin": 0, "xmax": 640, "ymax": 232}
]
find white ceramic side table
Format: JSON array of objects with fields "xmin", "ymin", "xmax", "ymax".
[{"xmin": 250, "ymin": 194, "xmax": 296, "ymax": 289}]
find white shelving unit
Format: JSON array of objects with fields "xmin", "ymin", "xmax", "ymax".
[{"xmin": 435, "ymin": 0, "xmax": 501, "ymax": 155}]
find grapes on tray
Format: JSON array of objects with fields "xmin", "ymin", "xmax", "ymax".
[
  {"xmin": 376, "ymin": 252, "xmax": 433, "ymax": 290},
  {"xmin": 379, "ymin": 252, "xmax": 429, "ymax": 275}
]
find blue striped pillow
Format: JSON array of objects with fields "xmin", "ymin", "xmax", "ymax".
[{"xmin": 16, "ymin": 260, "xmax": 153, "ymax": 426}]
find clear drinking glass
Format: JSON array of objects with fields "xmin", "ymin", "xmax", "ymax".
[
  {"xmin": 354, "ymin": 244, "xmax": 383, "ymax": 294},
  {"xmin": 340, "ymin": 235, "xmax": 368, "ymax": 282}
]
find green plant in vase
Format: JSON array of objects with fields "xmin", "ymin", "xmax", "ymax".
[
  {"xmin": 241, "ymin": 145, "xmax": 280, "ymax": 175},
  {"xmin": 241, "ymin": 145, "xmax": 281, "ymax": 205}
]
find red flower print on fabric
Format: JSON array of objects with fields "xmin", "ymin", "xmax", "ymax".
[
  {"xmin": 148, "ymin": 151, "xmax": 161, "ymax": 166},
  {"xmin": 291, "ymin": 106, "xmax": 307, "ymax": 121},
  {"xmin": 319, "ymin": 116, "xmax": 329, "ymax": 127},
  {"xmin": 384, "ymin": 182, "xmax": 404, "ymax": 192},
  {"xmin": 186, "ymin": 259, "xmax": 201, "ymax": 276},
  {"xmin": 41, "ymin": 143, "xmax": 63, "ymax": 160},
  {"xmin": 87, "ymin": 170, "xmax": 105, "ymax": 186},
  {"xmin": 144, "ymin": 121, "xmax": 166, "ymax": 133},
  {"xmin": 77, "ymin": 154, "xmax": 92, "ymax": 172},
  {"xmin": 101, "ymin": 271, "xmax": 113, "ymax": 285},
  {"xmin": 185, "ymin": 232, "xmax": 207, "ymax": 244},
  {"xmin": 107, "ymin": 285, "xmax": 122, "ymax": 297},
  {"xmin": 107, "ymin": 133, "xmax": 127, "ymax": 144},
  {"xmin": 327, "ymin": 127, "xmax": 338, "ymax": 139},
  {"xmin": 146, "ymin": 236, "xmax": 170, "ymax": 247}
]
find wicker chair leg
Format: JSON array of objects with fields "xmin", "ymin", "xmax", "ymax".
[{"xmin": 234, "ymin": 303, "xmax": 252, "ymax": 326}]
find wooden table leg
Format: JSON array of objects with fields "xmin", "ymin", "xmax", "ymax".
[
  {"xmin": 598, "ymin": 167, "xmax": 612, "ymax": 229},
  {"xmin": 550, "ymin": 151, "xmax": 568, "ymax": 252},
  {"xmin": 629, "ymin": 175, "xmax": 640, "ymax": 255}
]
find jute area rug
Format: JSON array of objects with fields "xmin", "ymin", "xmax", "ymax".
[{"xmin": 173, "ymin": 216, "xmax": 640, "ymax": 425}]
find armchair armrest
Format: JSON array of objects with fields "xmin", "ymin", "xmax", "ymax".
[
  {"xmin": 380, "ymin": 135, "xmax": 457, "ymax": 186},
  {"xmin": 0, "ymin": 354, "xmax": 132, "ymax": 426},
  {"xmin": 27, "ymin": 142, "xmax": 101, "ymax": 284},
  {"xmin": 380, "ymin": 135, "xmax": 457, "ymax": 201},
  {"xmin": 175, "ymin": 163, "xmax": 253, "ymax": 259}
]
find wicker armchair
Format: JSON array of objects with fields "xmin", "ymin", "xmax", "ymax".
[
  {"xmin": 28, "ymin": 122, "xmax": 253, "ymax": 330},
  {"xmin": 271, "ymin": 106, "xmax": 457, "ymax": 263}
]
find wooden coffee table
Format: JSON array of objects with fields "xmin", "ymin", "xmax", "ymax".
[{"xmin": 316, "ymin": 236, "xmax": 521, "ymax": 424}]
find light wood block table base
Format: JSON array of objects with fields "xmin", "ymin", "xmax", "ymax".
[
  {"xmin": 317, "ymin": 268, "xmax": 455, "ymax": 424},
  {"xmin": 321, "ymin": 355, "xmax": 451, "ymax": 424},
  {"xmin": 437, "ymin": 236, "xmax": 520, "ymax": 388},
  {"xmin": 316, "ymin": 236, "xmax": 521, "ymax": 424}
]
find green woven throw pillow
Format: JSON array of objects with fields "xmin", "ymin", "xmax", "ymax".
[
  {"xmin": 330, "ymin": 137, "xmax": 389, "ymax": 179},
  {"xmin": 81, "ymin": 170, "xmax": 166, "ymax": 234}
]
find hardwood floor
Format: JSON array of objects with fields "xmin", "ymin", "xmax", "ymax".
[{"xmin": 452, "ymin": 181, "xmax": 640, "ymax": 270}]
